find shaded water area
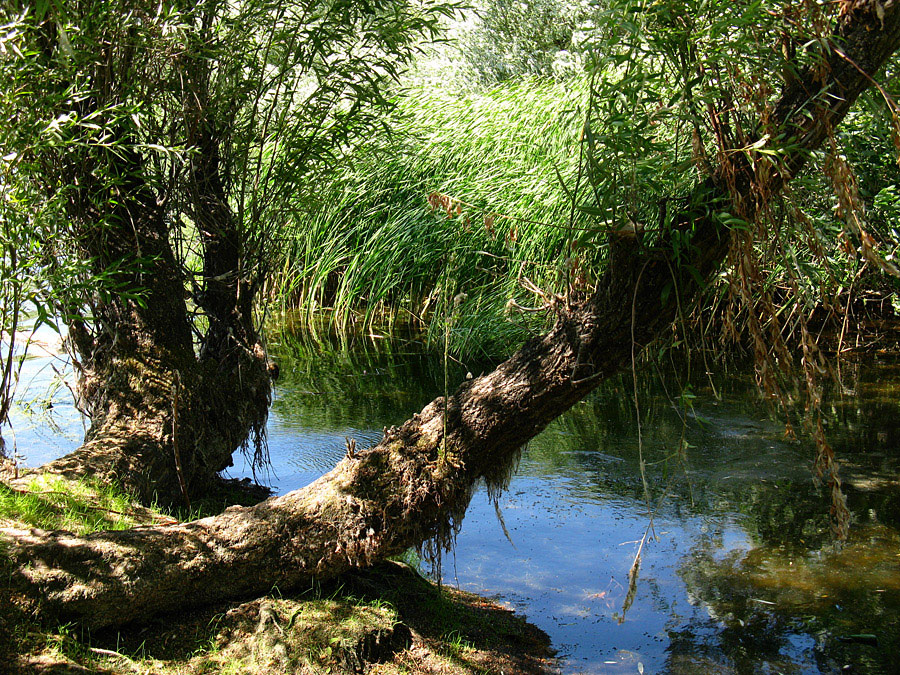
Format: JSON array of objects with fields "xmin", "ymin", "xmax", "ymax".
[{"xmin": 8, "ymin": 329, "xmax": 900, "ymax": 674}]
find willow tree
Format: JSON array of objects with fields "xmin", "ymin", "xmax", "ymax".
[
  {"xmin": 4, "ymin": 0, "xmax": 899, "ymax": 629},
  {"xmin": 0, "ymin": 0, "xmax": 454, "ymax": 503}
]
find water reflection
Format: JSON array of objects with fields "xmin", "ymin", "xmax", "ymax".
[
  {"xmin": 675, "ymin": 522, "xmax": 900, "ymax": 673},
  {"xmin": 9, "ymin": 328, "xmax": 900, "ymax": 674},
  {"xmin": 2, "ymin": 318, "xmax": 82, "ymax": 466},
  {"xmin": 256, "ymin": 335, "xmax": 900, "ymax": 674},
  {"xmin": 249, "ymin": 334, "xmax": 464, "ymax": 490}
]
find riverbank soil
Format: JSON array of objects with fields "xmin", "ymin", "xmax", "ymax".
[{"xmin": 0, "ymin": 467, "xmax": 556, "ymax": 675}]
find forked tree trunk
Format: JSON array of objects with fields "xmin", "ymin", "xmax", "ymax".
[
  {"xmin": 39, "ymin": 140, "xmax": 272, "ymax": 504},
  {"xmin": 25, "ymin": 1, "xmax": 273, "ymax": 504},
  {"xmin": 7, "ymin": 0, "xmax": 900, "ymax": 631},
  {"xmin": 38, "ymin": 67, "xmax": 272, "ymax": 504}
]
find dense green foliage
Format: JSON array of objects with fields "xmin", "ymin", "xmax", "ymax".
[
  {"xmin": 267, "ymin": 0, "xmax": 900, "ymax": 361},
  {"xmin": 2, "ymin": 0, "xmax": 899, "ymax": 430},
  {"xmin": 0, "ymin": 0, "xmax": 456, "ymax": 435},
  {"xmin": 457, "ymin": 0, "xmax": 596, "ymax": 85},
  {"xmin": 260, "ymin": 1, "xmax": 899, "ymax": 538},
  {"xmin": 1, "ymin": 4, "xmax": 899, "ymax": 669},
  {"xmin": 268, "ymin": 78, "xmax": 597, "ymax": 356}
]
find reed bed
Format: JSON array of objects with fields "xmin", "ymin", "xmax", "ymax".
[{"xmin": 265, "ymin": 77, "xmax": 600, "ymax": 358}]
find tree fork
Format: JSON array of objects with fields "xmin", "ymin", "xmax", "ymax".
[
  {"xmin": 6, "ymin": 1, "xmax": 900, "ymax": 630},
  {"xmin": 43, "ymin": 87, "xmax": 272, "ymax": 503},
  {"xmin": 42, "ymin": 162, "xmax": 272, "ymax": 505}
]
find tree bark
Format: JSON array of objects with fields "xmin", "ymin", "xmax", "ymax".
[
  {"xmin": 7, "ymin": 0, "xmax": 900, "ymax": 630},
  {"xmin": 35, "ymin": 7, "xmax": 273, "ymax": 504},
  {"xmin": 40, "ymin": 138, "xmax": 272, "ymax": 504}
]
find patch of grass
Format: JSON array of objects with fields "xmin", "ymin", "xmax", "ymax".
[
  {"xmin": 0, "ymin": 475, "xmax": 149, "ymax": 534},
  {"xmin": 268, "ymin": 77, "xmax": 600, "ymax": 359},
  {"xmin": 441, "ymin": 629, "xmax": 477, "ymax": 659}
]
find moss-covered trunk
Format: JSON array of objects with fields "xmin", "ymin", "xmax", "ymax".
[
  {"xmin": 40, "ymin": 136, "xmax": 271, "ymax": 505},
  {"xmin": 7, "ymin": 0, "xmax": 899, "ymax": 631}
]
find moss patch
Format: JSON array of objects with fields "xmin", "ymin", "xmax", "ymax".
[{"xmin": 93, "ymin": 592, "xmax": 407, "ymax": 675}]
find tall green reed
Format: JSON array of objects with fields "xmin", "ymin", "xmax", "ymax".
[{"xmin": 266, "ymin": 78, "xmax": 602, "ymax": 359}]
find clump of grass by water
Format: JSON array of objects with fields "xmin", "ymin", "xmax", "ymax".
[
  {"xmin": 267, "ymin": 77, "xmax": 603, "ymax": 359},
  {"xmin": 0, "ymin": 475, "xmax": 149, "ymax": 534}
]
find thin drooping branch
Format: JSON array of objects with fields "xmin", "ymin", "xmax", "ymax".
[{"xmin": 6, "ymin": 1, "xmax": 900, "ymax": 631}]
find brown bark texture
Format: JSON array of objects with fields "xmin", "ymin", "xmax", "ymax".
[
  {"xmin": 39, "ymin": 148, "xmax": 272, "ymax": 504},
  {"xmin": 6, "ymin": 1, "xmax": 900, "ymax": 631},
  {"xmin": 38, "ymin": 53, "xmax": 271, "ymax": 505}
]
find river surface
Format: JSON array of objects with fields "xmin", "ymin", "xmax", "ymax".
[{"xmin": 7, "ymin": 328, "xmax": 900, "ymax": 674}]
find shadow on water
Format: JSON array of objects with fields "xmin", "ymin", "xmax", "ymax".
[{"xmin": 11, "ymin": 326, "xmax": 900, "ymax": 674}]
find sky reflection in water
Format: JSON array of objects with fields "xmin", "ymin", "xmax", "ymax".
[{"xmin": 8, "ymin": 335, "xmax": 900, "ymax": 674}]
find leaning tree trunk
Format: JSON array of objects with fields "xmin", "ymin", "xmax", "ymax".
[{"xmin": 8, "ymin": 0, "xmax": 900, "ymax": 631}]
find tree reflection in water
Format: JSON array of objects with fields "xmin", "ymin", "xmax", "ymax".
[{"xmin": 15, "ymin": 330, "xmax": 900, "ymax": 673}]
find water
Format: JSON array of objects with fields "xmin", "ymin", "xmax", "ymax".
[
  {"xmin": 2, "ymin": 319, "xmax": 82, "ymax": 464},
  {"xmin": 6, "ymin": 332, "xmax": 900, "ymax": 674}
]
